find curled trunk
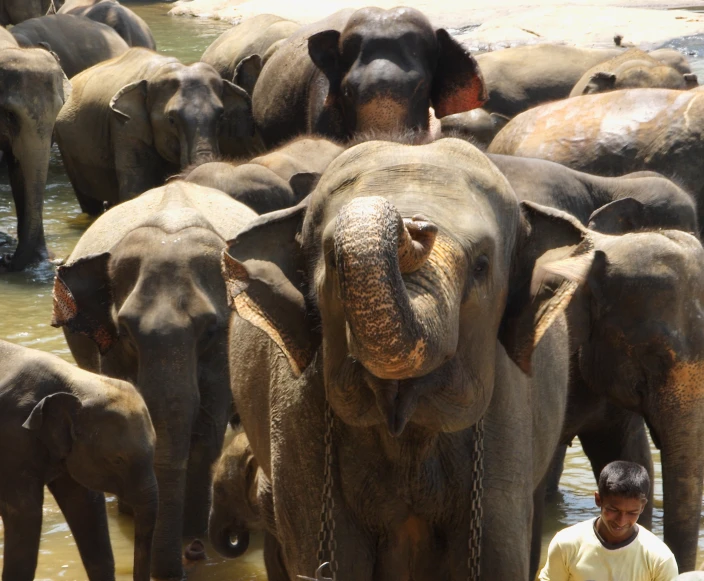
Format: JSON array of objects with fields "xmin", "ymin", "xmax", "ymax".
[
  {"xmin": 208, "ymin": 512, "xmax": 250, "ymax": 559},
  {"xmin": 334, "ymin": 196, "xmax": 461, "ymax": 379}
]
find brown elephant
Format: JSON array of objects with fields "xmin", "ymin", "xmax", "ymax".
[
  {"xmin": 0, "ymin": 41, "xmax": 70, "ymax": 271},
  {"xmin": 0, "ymin": 339, "xmax": 157, "ymax": 581},
  {"xmin": 0, "ymin": 0, "xmax": 61, "ymax": 25},
  {"xmin": 252, "ymin": 7, "xmax": 487, "ymax": 147},
  {"xmin": 52, "ymin": 181, "xmax": 257, "ymax": 580},
  {"xmin": 55, "ymin": 48, "xmax": 254, "ymax": 214}
]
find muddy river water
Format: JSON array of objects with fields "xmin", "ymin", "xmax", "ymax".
[{"xmin": 0, "ymin": 2, "xmax": 703, "ymax": 578}]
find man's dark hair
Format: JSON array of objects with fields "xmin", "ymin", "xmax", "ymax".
[{"xmin": 598, "ymin": 461, "xmax": 650, "ymax": 499}]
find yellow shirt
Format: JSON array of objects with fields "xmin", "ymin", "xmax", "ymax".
[{"xmin": 539, "ymin": 518, "xmax": 678, "ymax": 581}]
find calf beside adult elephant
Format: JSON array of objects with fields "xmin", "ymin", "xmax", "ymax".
[
  {"xmin": 58, "ymin": 0, "xmax": 156, "ymax": 49},
  {"xmin": 0, "ymin": 339, "xmax": 157, "ymax": 581},
  {"xmin": 51, "ymin": 181, "xmax": 257, "ymax": 579},
  {"xmin": 252, "ymin": 7, "xmax": 487, "ymax": 147},
  {"xmin": 55, "ymin": 47, "xmax": 254, "ymax": 214},
  {"xmin": 0, "ymin": 42, "xmax": 70, "ymax": 271},
  {"xmin": 11, "ymin": 14, "xmax": 129, "ymax": 78},
  {"xmin": 222, "ymin": 137, "xmax": 607, "ymax": 579}
]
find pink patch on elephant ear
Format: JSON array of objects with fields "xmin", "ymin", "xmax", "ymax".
[
  {"xmin": 51, "ymin": 276, "xmax": 78, "ymax": 327},
  {"xmin": 221, "ymin": 249, "xmax": 250, "ymax": 309},
  {"xmin": 433, "ymin": 73, "xmax": 487, "ymax": 119}
]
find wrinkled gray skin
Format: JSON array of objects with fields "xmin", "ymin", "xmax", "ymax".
[
  {"xmin": 53, "ymin": 182, "xmax": 257, "ymax": 580},
  {"xmin": 0, "ymin": 43, "xmax": 69, "ymax": 271},
  {"xmin": 0, "ymin": 340, "xmax": 157, "ymax": 581},
  {"xmin": 570, "ymin": 48, "xmax": 697, "ymax": 97},
  {"xmin": 489, "ymin": 89, "xmax": 704, "ymax": 240},
  {"xmin": 58, "ymin": 0, "xmax": 156, "ymax": 50},
  {"xmin": 223, "ymin": 138, "xmax": 604, "ymax": 580},
  {"xmin": 488, "ymin": 155, "xmax": 698, "ymax": 235},
  {"xmin": 208, "ymin": 431, "xmax": 274, "ymax": 559},
  {"xmin": 475, "ymin": 44, "xmax": 691, "ymax": 117},
  {"xmin": 252, "ymin": 7, "xmax": 487, "ymax": 147},
  {"xmin": 489, "ymin": 93, "xmax": 704, "ymax": 571},
  {"xmin": 441, "ymin": 109, "xmax": 509, "ymax": 147},
  {"xmin": 11, "ymin": 14, "xmax": 129, "ymax": 79},
  {"xmin": 249, "ymin": 136, "xmax": 344, "ymax": 181},
  {"xmin": 0, "ymin": 0, "xmax": 61, "ymax": 25},
  {"xmin": 55, "ymin": 48, "xmax": 254, "ymax": 214}
]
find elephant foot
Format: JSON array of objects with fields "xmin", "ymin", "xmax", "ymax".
[{"xmin": 184, "ymin": 539, "xmax": 206, "ymax": 561}]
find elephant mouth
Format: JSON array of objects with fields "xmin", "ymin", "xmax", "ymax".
[{"xmin": 366, "ymin": 374, "xmax": 421, "ymax": 437}]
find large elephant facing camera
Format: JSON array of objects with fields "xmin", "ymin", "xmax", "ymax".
[
  {"xmin": 52, "ymin": 181, "xmax": 257, "ymax": 580},
  {"xmin": 222, "ymin": 137, "xmax": 605, "ymax": 579},
  {"xmin": 55, "ymin": 48, "xmax": 254, "ymax": 214},
  {"xmin": 252, "ymin": 7, "xmax": 486, "ymax": 147}
]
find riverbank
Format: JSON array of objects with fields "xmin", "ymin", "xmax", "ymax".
[{"xmin": 168, "ymin": 0, "xmax": 704, "ymax": 49}]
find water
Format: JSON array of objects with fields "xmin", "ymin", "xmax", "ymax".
[{"xmin": 0, "ymin": 3, "xmax": 703, "ymax": 578}]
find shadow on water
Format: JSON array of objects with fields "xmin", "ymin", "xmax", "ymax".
[{"xmin": 1, "ymin": 2, "xmax": 704, "ymax": 579}]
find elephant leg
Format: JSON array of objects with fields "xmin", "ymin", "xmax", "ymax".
[
  {"xmin": 0, "ymin": 481, "xmax": 44, "ymax": 581},
  {"xmin": 530, "ymin": 474, "xmax": 548, "ymax": 581},
  {"xmin": 47, "ymin": 473, "xmax": 116, "ymax": 581},
  {"xmin": 263, "ymin": 531, "xmax": 290, "ymax": 581},
  {"xmin": 545, "ymin": 444, "xmax": 567, "ymax": 499},
  {"xmin": 114, "ymin": 142, "xmax": 170, "ymax": 203},
  {"xmin": 578, "ymin": 410, "xmax": 654, "ymax": 529}
]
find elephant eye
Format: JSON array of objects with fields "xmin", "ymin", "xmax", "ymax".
[
  {"xmin": 1, "ymin": 109, "xmax": 19, "ymax": 131},
  {"xmin": 167, "ymin": 115, "xmax": 176, "ymax": 126},
  {"xmin": 473, "ymin": 255, "xmax": 490, "ymax": 279}
]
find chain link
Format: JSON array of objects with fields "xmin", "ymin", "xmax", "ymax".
[
  {"xmin": 317, "ymin": 399, "xmax": 338, "ymax": 580},
  {"xmin": 467, "ymin": 417, "xmax": 485, "ymax": 581}
]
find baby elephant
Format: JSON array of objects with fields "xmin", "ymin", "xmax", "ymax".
[
  {"xmin": 0, "ymin": 340, "xmax": 157, "ymax": 581},
  {"xmin": 209, "ymin": 431, "xmax": 272, "ymax": 558}
]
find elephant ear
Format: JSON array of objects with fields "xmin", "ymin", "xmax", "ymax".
[
  {"xmin": 221, "ymin": 200, "xmax": 319, "ymax": 376},
  {"xmin": 584, "ymin": 71, "xmax": 616, "ymax": 95},
  {"xmin": 51, "ymin": 252, "xmax": 118, "ymax": 355},
  {"xmin": 308, "ymin": 29, "xmax": 342, "ymax": 87},
  {"xmin": 221, "ymin": 80, "xmax": 254, "ymax": 139},
  {"xmin": 588, "ymin": 197, "xmax": 648, "ymax": 234},
  {"xmin": 110, "ymin": 79, "xmax": 153, "ymax": 146},
  {"xmin": 23, "ymin": 392, "xmax": 82, "ymax": 460},
  {"xmin": 431, "ymin": 29, "xmax": 486, "ymax": 118},
  {"xmin": 684, "ymin": 73, "xmax": 699, "ymax": 88},
  {"xmin": 289, "ymin": 172, "xmax": 320, "ymax": 202},
  {"xmin": 500, "ymin": 202, "xmax": 596, "ymax": 375},
  {"xmin": 59, "ymin": 70, "xmax": 72, "ymax": 104},
  {"xmin": 233, "ymin": 54, "xmax": 262, "ymax": 97}
]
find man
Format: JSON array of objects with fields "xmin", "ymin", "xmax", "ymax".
[{"xmin": 539, "ymin": 460, "xmax": 678, "ymax": 581}]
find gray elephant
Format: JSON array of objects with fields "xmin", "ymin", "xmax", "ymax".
[
  {"xmin": 252, "ymin": 7, "xmax": 487, "ymax": 147},
  {"xmin": 0, "ymin": 339, "xmax": 157, "ymax": 581},
  {"xmin": 201, "ymin": 14, "xmax": 299, "ymax": 93},
  {"xmin": 441, "ymin": 108, "xmax": 510, "ymax": 147},
  {"xmin": 0, "ymin": 0, "xmax": 61, "ymax": 25},
  {"xmin": 248, "ymin": 136, "xmax": 344, "ymax": 181},
  {"xmin": 222, "ymin": 137, "xmax": 607, "ymax": 579},
  {"xmin": 11, "ymin": 14, "xmax": 129, "ymax": 78},
  {"xmin": 474, "ymin": 44, "xmax": 691, "ymax": 117},
  {"xmin": 569, "ymin": 48, "xmax": 698, "ymax": 97},
  {"xmin": 55, "ymin": 47, "xmax": 254, "ymax": 214},
  {"xmin": 488, "ymin": 89, "xmax": 704, "ymax": 239},
  {"xmin": 51, "ymin": 181, "xmax": 257, "ymax": 580},
  {"xmin": 58, "ymin": 0, "xmax": 156, "ymax": 49},
  {"xmin": 0, "ymin": 42, "xmax": 70, "ymax": 271}
]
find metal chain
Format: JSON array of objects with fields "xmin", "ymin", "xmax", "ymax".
[{"xmin": 467, "ymin": 418, "xmax": 485, "ymax": 581}]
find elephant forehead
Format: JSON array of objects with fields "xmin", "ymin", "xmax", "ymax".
[{"xmin": 346, "ymin": 6, "xmax": 433, "ymax": 39}]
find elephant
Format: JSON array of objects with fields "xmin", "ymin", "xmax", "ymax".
[
  {"xmin": 0, "ymin": 44, "xmax": 70, "ymax": 271},
  {"xmin": 0, "ymin": 339, "xmax": 157, "ymax": 581},
  {"xmin": 58, "ymin": 0, "xmax": 156, "ymax": 49},
  {"xmin": 184, "ymin": 162, "xmax": 317, "ymax": 214},
  {"xmin": 248, "ymin": 136, "xmax": 344, "ymax": 182},
  {"xmin": 221, "ymin": 137, "xmax": 608, "ymax": 579},
  {"xmin": 251, "ymin": 7, "xmax": 487, "ymax": 147},
  {"xmin": 569, "ymin": 48, "xmax": 698, "ymax": 97},
  {"xmin": 200, "ymin": 14, "xmax": 299, "ymax": 93},
  {"xmin": 0, "ymin": 0, "xmax": 61, "ymax": 25},
  {"xmin": 51, "ymin": 181, "xmax": 257, "ymax": 580},
  {"xmin": 440, "ymin": 108, "xmax": 510, "ymax": 147},
  {"xmin": 487, "ymin": 154, "xmax": 699, "ymax": 235},
  {"xmin": 474, "ymin": 44, "xmax": 691, "ymax": 117},
  {"xmin": 208, "ymin": 431, "xmax": 274, "ymax": 559},
  {"xmin": 488, "ymin": 88, "xmax": 704, "ymax": 239},
  {"xmin": 55, "ymin": 47, "xmax": 254, "ymax": 214},
  {"xmin": 11, "ymin": 14, "xmax": 129, "ymax": 79}
]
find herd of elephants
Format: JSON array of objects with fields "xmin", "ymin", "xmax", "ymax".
[{"xmin": 5, "ymin": 0, "xmax": 704, "ymax": 580}]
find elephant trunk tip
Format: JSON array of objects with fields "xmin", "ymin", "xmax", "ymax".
[
  {"xmin": 398, "ymin": 214, "xmax": 438, "ymax": 273},
  {"xmin": 209, "ymin": 521, "xmax": 250, "ymax": 559}
]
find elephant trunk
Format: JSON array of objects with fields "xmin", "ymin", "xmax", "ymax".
[
  {"xmin": 208, "ymin": 511, "xmax": 250, "ymax": 559},
  {"xmin": 179, "ymin": 120, "xmax": 218, "ymax": 169},
  {"xmin": 127, "ymin": 475, "xmax": 158, "ymax": 581},
  {"xmin": 334, "ymin": 196, "xmax": 461, "ymax": 379}
]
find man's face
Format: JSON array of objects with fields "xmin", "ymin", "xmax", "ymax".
[{"xmin": 595, "ymin": 492, "xmax": 647, "ymax": 544}]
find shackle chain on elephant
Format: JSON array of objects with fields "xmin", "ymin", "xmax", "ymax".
[{"xmin": 468, "ymin": 418, "xmax": 485, "ymax": 581}]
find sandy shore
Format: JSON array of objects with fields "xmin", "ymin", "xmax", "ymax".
[{"xmin": 168, "ymin": 0, "xmax": 704, "ymax": 48}]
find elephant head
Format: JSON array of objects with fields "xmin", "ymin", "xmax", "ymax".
[
  {"xmin": 209, "ymin": 431, "xmax": 265, "ymax": 559},
  {"xmin": 307, "ymin": 7, "xmax": 486, "ymax": 137},
  {"xmin": 22, "ymin": 380, "xmax": 157, "ymax": 581},
  {"xmin": 0, "ymin": 46, "xmax": 70, "ymax": 270},
  {"xmin": 583, "ymin": 61, "xmax": 698, "ymax": 95},
  {"xmin": 568, "ymin": 228, "xmax": 704, "ymax": 570},
  {"xmin": 110, "ymin": 59, "xmax": 253, "ymax": 169},
  {"xmin": 222, "ymin": 138, "xmax": 596, "ymax": 437}
]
